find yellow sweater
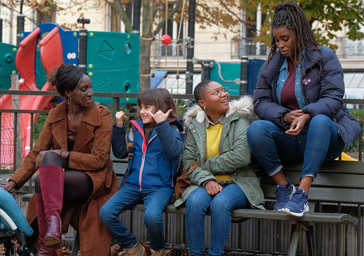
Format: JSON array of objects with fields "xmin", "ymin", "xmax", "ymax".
[{"xmin": 206, "ymin": 123, "xmax": 232, "ymax": 182}]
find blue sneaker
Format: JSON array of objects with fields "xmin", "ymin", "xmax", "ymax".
[
  {"xmin": 282, "ymin": 189, "xmax": 309, "ymax": 217},
  {"xmin": 273, "ymin": 178, "xmax": 296, "ymax": 211}
]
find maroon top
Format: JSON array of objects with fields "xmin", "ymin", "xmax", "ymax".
[{"xmin": 281, "ymin": 60, "xmax": 299, "ymax": 110}]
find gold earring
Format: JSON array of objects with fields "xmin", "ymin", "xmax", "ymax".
[{"xmin": 68, "ymin": 97, "xmax": 71, "ymax": 104}]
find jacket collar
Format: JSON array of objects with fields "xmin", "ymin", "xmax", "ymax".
[
  {"xmin": 47, "ymin": 101, "xmax": 101, "ymax": 126},
  {"xmin": 183, "ymin": 96, "xmax": 254, "ymax": 126},
  {"xmin": 261, "ymin": 48, "xmax": 322, "ymax": 83}
]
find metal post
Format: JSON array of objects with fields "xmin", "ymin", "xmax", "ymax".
[
  {"xmin": 78, "ymin": 28, "xmax": 88, "ymax": 73},
  {"xmin": 186, "ymin": 0, "xmax": 196, "ymax": 95},
  {"xmin": 16, "ymin": 14, "xmax": 25, "ymax": 46},
  {"xmin": 0, "ymin": 0, "xmax": 2, "ymax": 43},
  {"xmin": 11, "ymin": 74, "xmax": 21, "ymax": 170},
  {"xmin": 201, "ymin": 61, "xmax": 212, "ymax": 81},
  {"xmin": 132, "ymin": 0, "xmax": 141, "ymax": 34},
  {"xmin": 0, "ymin": 18, "xmax": 3, "ymax": 42},
  {"xmin": 240, "ymin": 56, "xmax": 248, "ymax": 95}
]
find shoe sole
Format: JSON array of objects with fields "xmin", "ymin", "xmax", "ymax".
[
  {"xmin": 281, "ymin": 205, "xmax": 309, "ymax": 217},
  {"xmin": 44, "ymin": 235, "xmax": 61, "ymax": 246}
]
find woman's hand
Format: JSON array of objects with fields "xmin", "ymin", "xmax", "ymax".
[
  {"xmin": 283, "ymin": 110, "xmax": 305, "ymax": 124},
  {"xmin": 205, "ymin": 180, "xmax": 223, "ymax": 196},
  {"xmin": 1, "ymin": 180, "xmax": 16, "ymax": 192},
  {"xmin": 35, "ymin": 151, "xmax": 48, "ymax": 168},
  {"xmin": 286, "ymin": 113, "xmax": 311, "ymax": 136},
  {"xmin": 115, "ymin": 111, "xmax": 127, "ymax": 127},
  {"xmin": 35, "ymin": 149, "xmax": 69, "ymax": 168},
  {"xmin": 149, "ymin": 109, "xmax": 173, "ymax": 123}
]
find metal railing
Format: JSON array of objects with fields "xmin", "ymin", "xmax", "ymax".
[{"xmin": 0, "ymin": 90, "xmax": 363, "ymax": 173}]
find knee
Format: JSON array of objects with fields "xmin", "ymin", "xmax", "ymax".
[
  {"xmin": 210, "ymin": 196, "xmax": 230, "ymax": 213},
  {"xmin": 144, "ymin": 210, "xmax": 162, "ymax": 226},
  {"xmin": 309, "ymin": 115, "xmax": 332, "ymax": 130},
  {"xmin": 186, "ymin": 191, "xmax": 208, "ymax": 213},
  {"xmin": 248, "ymin": 120, "xmax": 273, "ymax": 139},
  {"xmin": 42, "ymin": 152, "xmax": 66, "ymax": 167},
  {"xmin": 99, "ymin": 203, "xmax": 117, "ymax": 223}
]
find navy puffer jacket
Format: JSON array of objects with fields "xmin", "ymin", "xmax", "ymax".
[{"xmin": 254, "ymin": 46, "xmax": 361, "ymax": 146}]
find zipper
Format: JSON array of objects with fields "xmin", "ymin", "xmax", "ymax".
[{"xmin": 130, "ymin": 120, "xmax": 157, "ymax": 190}]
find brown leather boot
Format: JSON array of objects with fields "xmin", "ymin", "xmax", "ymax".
[
  {"xmin": 39, "ymin": 165, "xmax": 65, "ymax": 247},
  {"xmin": 35, "ymin": 193, "xmax": 59, "ymax": 256},
  {"xmin": 126, "ymin": 243, "xmax": 145, "ymax": 256}
]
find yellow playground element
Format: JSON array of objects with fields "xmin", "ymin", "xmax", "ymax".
[{"xmin": 336, "ymin": 152, "xmax": 358, "ymax": 161}]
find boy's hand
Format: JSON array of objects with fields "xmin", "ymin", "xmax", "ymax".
[
  {"xmin": 115, "ymin": 111, "xmax": 127, "ymax": 127},
  {"xmin": 149, "ymin": 109, "xmax": 172, "ymax": 123}
]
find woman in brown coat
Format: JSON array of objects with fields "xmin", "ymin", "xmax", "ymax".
[{"xmin": 1, "ymin": 64, "xmax": 118, "ymax": 255}]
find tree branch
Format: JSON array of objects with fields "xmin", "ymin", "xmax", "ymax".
[
  {"xmin": 104, "ymin": 0, "xmax": 132, "ymax": 32},
  {"xmin": 153, "ymin": 0, "xmax": 183, "ymax": 36},
  {"xmin": 217, "ymin": 0, "xmax": 243, "ymax": 23}
]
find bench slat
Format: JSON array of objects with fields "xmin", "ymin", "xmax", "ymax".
[
  {"xmin": 130, "ymin": 204, "xmax": 358, "ymax": 225},
  {"xmin": 262, "ymin": 185, "xmax": 364, "ymax": 204},
  {"xmin": 261, "ymin": 172, "xmax": 364, "ymax": 189},
  {"xmin": 283, "ymin": 161, "xmax": 364, "ymax": 174}
]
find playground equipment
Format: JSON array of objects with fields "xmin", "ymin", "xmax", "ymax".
[
  {"xmin": 0, "ymin": 22, "xmax": 140, "ymax": 168},
  {"xmin": 0, "ymin": 24, "xmax": 64, "ymax": 167}
]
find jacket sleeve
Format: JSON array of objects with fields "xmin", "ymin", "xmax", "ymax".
[
  {"xmin": 203, "ymin": 118, "xmax": 251, "ymax": 174},
  {"xmin": 68, "ymin": 107, "xmax": 113, "ymax": 171},
  {"xmin": 254, "ymin": 75, "xmax": 291, "ymax": 130},
  {"xmin": 302, "ymin": 49, "xmax": 344, "ymax": 118},
  {"xmin": 155, "ymin": 121, "xmax": 183, "ymax": 158},
  {"xmin": 182, "ymin": 127, "xmax": 216, "ymax": 186},
  {"xmin": 9, "ymin": 113, "xmax": 54, "ymax": 188},
  {"xmin": 112, "ymin": 124, "xmax": 128, "ymax": 159}
]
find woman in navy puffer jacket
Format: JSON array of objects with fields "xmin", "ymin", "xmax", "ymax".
[{"xmin": 247, "ymin": 1, "xmax": 361, "ymax": 217}]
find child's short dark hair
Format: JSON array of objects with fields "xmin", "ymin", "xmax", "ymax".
[
  {"xmin": 194, "ymin": 79, "xmax": 212, "ymax": 102},
  {"xmin": 137, "ymin": 88, "xmax": 179, "ymax": 121}
]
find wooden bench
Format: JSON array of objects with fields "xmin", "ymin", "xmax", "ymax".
[
  {"xmin": 21, "ymin": 159, "xmax": 364, "ymax": 255},
  {"xmin": 125, "ymin": 160, "xmax": 364, "ymax": 256}
]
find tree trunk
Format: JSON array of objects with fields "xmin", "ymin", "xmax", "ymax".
[
  {"xmin": 36, "ymin": 0, "xmax": 56, "ymax": 24},
  {"xmin": 139, "ymin": 0, "xmax": 154, "ymax": 92},
  {"xmin": 140, "ymin": 39, "xmax": 152, "ymax": 92}
]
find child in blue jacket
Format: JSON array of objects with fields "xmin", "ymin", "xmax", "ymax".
[{"xmin": 99, "ymin": 88, "xmax": 183, "ymax": 256}]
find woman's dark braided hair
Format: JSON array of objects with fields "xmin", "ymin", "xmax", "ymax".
[{"xmin": 267, "ymin": 1, "xmax": 321, "ymax": 71}]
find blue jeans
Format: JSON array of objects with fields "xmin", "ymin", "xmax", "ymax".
[
  {"xmin": 247, "ymin": 114, "xmax": 345, "ymax": 179},
  {"xmin": 185, "ymin": 183, "xmax": 249, "ymax": 256},
  {"xmin": 99, "ymin": 185, "xmax": 171, "ymax": 251},
  {"xmin": 0, "ymin": 187, "xmax": 33, "ymax": 236}
]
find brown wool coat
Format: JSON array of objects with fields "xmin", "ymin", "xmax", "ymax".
[{"xmin": 9, "ymin": 101, "xmax": 118, "ymax": 256}]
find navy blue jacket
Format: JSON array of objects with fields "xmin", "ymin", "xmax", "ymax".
[
  {"xmin": 112, "ymin": 119, "xmax": 183, "ymax": 194},
  {"xmin": 254, "ymin": 46, "xmax": 361, "ymax": 146}
]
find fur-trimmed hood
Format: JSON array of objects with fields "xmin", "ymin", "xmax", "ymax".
[{"xmin": 183, "ymin": 96, "xmax": 254, "ymax": 126}]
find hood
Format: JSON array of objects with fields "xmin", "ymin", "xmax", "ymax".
[{"xmin": 183, "ymin": 96, "xmax": 254, "ymax": 126}]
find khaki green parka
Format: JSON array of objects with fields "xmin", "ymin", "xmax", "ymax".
[{"xmin": 174, "ymin": 96, "xmax": 265, "ymax": 210}]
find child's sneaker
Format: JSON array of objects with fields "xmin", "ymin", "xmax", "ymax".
[
  {"xmin": 282, "ymin": 189, "xmax": 309, "ymax": 217},
  {"xmin": 273, "ymin": 178, "xmax": 296, "ymax": 211},
  {"xmin": 126, "ymin": 243, "xmax": 145, "ymax": 256}
]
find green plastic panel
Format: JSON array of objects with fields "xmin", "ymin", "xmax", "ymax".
[
  {"xmin": 0, "ymin": 42, "xmax": 47, "ymax": 90},
  {"xmin": 210, "ymin": 62, "xmax": 240, "ymax": 96},
  {"xmin": 0, "ymin": 43, "xmax": 18, "ymax": 90},
  {"xmin": 86, "ymin": 31, "xmax": 140, "ymax": 103}
]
